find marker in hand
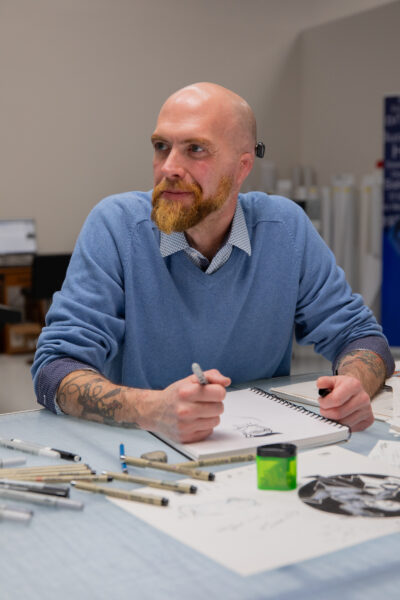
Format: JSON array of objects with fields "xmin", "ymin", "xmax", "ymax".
[
  {"xmin": 318, "ymin": 388, "xmax": 331, "ymax": 398},
  {"xmin": 192, "ymin": 363, "xmax": 209, "ymax": 385}
]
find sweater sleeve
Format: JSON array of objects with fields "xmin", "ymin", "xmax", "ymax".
[
  {"xmin": 35, "ymin": 357, "xmax": 99, "ymax": 414},
  {"xmin": 291, "ymin": 207, "xmax": 393, "ymax": 374},
  {"xmin": 31, "ymin": 197, "xmax": 127, "ymax": 397}
]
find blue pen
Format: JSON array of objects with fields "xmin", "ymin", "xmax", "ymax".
[{"xmin": 119, "ymin": 444, "xmax": 128, "ymax": 473}]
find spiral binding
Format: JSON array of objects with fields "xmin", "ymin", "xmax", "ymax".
[{"xmin": 250, "ymin": 387, "xmax": 350, "ymax": 432}]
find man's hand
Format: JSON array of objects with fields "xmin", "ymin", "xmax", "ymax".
[
  {"xmin": 316, "ymin": 375, "xmax": 374, "ymax": 431},
  {"xmin": 316, "ymin": 349, "xmax": 387, "ymax": 432},
  {"xmin": 134, "ymin": 369, "xmax": 231, "ymax": 443}
]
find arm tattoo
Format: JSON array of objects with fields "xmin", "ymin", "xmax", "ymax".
[
  {"xmin": 337, "ymin": 350, "xmax": 385, "ymax": 380},
  {"xmin": 336, "ymin": 349, "xmax": 386, "ymax": 398},
  {"xmin": 57, "ymin": 373, "xmax": 138, "ymax": 427}
]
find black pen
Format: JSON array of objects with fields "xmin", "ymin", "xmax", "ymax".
[
  {"xmin": 51, "ymin": 448, "xmax": 81, "ymax": 462},
  {"xmin": 318, "ymin": 388, "xmax": 331, "ymax": 398},
  {"xmin": 192, "ymin": 363, "xmax": 209, "ymax": 385}
]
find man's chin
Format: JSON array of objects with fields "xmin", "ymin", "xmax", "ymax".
[{"xmin": 152, "ymin": 211, "xmax": 203, "ymax": 234}]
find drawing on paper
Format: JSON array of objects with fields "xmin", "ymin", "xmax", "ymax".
[
  {"xmin": 233, "ymin": 416, "xmax": 280, "ymax": 438},
  {"xmin": 299, "ymin": 473, "xmax": 400, "ymax": 517}
]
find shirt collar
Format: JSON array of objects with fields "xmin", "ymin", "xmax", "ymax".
[{"xmin": 159, "ymin": 200, "xmax": 251, "ymax": 258}]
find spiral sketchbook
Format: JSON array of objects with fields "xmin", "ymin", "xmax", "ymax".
[{"xmin": 154, "ymin": 387, "xmax": 351, "ymax": 460}]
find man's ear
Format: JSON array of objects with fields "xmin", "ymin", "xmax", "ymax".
[{"xmin": 238, "ymin": 152, "xmax": 255, "ymax": 186}]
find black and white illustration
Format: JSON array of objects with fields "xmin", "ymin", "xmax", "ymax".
[{"xmin": 299, "ymin": 473, "xmax": 400, "ymax": 517}]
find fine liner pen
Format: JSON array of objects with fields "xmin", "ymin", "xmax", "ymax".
[
  {"xmin": 0, "ymin": 487, "xmax": 84, "ymax": 510},
  {"xmin": 0, "ymin": 502, "xmax": 33, "ymax": 523},
  {"xmin": 0, "ymin": 464, "xmax": 92, "ymax": 474},
  {"xmin": 0, "ymin": 466, "xmax": 94, "ymax": 478},
  {"xmin": 121, "ymin": 455, "xmax": 215, "ymax": 481},
  {"xmin": 103, "ymin": 471, "xmax": 197, "ymax": 494},
  {"xmin": 0, "ymin": 479, "xmax": 70, "ymax": 497},
  {"xmin": 0, "ymin": 472, "xmax": 94, "ymax": 482},
  {"xmin": 11, "ymin": 439, "xmax": 81, "ymax": 462},
  {"xmin": 26, "ymin": 475, "xmax": 113, "ymax": 484},
  {"xmin": 0, "ymin": 462, "xmax": 92, "ymax": 471},
  {"xmin": 174, "ymin": 453, "xmax": 257, "ymax": 469},
  {"xmin": 71, "ymin": 481, "xmax": 169, "ymax": 506},
  {"xmin": 192, "ymin": 362, "xmax": 209, "ymax": 385}
]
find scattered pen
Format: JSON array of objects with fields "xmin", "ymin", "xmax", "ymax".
[
  {"xmin": 103, "ymin": 471, "xmax": 197, "ymax": 494},
  {"xmin": 0, "ymin": 487, "xmax": 84, "ymax": 510},
  {"xmin": 71, "ymin": 481, "xmax": 169, "ymax": 507},
  {"xmin": 192, "ymin": 362, "xmax": 209, "ymax": 385},
  {"xmin": 0, "ymin": 438, "xmax": 81, "ymax": 461},
  {"xmin": 0, "ymin": 438, "xmax": 59, "ymax": 459},
  {"xmin": 174, "ymin": 453, "xmax": 256, "ymax": 469},
  {"xmin": 122, "ymin": 455, "xmax": 215, "ymax": 481},
  {"xmin": 0, "ymin": 479, "xmax": 70, "ymax": 497},
  {"xmin": 11, "ymin": 439, "xmax": 81, "ymax": 462},
  {"xmin": 119, "ymin": 443, "xmax": 128, "ymax": 473}
]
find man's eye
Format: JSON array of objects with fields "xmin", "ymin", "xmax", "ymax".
[
  {"xmin": 189, "ymin": 144, "xmax": 205, "ymax": 154},
  {"xmin": 153, "ymin": 141, "xmax": 168, "ymax": 152}
]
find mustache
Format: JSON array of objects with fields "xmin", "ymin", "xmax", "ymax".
[{"xmin": 153, "ymin": 179, "xmax": 202, "ymax": 199}]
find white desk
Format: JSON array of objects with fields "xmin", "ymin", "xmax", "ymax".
[{"xmin": 1, "ymin": 375, "xmax": 400, "ymax": 600}]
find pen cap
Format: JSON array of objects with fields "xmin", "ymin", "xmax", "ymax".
[{"xmin": 256, "ymin": 443, "xmax": 297, "ymax": 491}]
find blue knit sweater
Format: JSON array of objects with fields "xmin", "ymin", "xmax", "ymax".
[{"xmin": 32, "ymin": 191, "xmax": 387, "ymax": 407}]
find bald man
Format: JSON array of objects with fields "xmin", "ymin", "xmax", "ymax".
[{"xmin": 32, "ymin": 83, "xmax": 394, "ymax": 441}]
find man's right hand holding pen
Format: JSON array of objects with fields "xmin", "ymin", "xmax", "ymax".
[{"xmin": 139, "ymin": 367, "xmax": 230, "ymax": 443}]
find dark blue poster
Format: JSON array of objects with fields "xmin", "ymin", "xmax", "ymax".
[{"xmin": 382, "ymin": 96, "xmax": 400, "ymax": 346}]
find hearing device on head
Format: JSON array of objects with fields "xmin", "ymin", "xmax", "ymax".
[{"xmin": 255, "ymin": 142, "xmax": 265, "ymax": 158}]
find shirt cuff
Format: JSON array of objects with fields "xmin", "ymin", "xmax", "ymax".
[
  {"xmin": 35, "ymin": 357, "xmax": 98, "ymax": 414},
  {"xmin": 333, "ymin": 336, "xmax": 395, "ymax": 378}
]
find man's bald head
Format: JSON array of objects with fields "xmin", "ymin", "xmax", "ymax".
[{"xmin": 158, "ymin": 82, "xmax": 257, "ymax": 155}]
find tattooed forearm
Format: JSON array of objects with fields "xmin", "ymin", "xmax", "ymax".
[
  {"xmin": 338, "ymin": 350, "xmax": 385, "ymax": 379},
  {"xmin": 336, "ymin": 349, "xmax": 386, "ymax": 397},
  {"xmin": 57, "ymin": 371, "xmax": 140, "ymax": 426}
]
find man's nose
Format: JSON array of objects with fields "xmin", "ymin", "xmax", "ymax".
[{"xmin": 161, "ymin": 148, "xmax": 185, "ymax": 179}]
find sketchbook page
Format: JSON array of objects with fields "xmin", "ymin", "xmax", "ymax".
[
  {"xmin": 109, "ymin": 445, "xmax": 400, "ymax": 576},
  {"xmin": 159, "ymin": 388, "xmax": 349, "ymax": 460},
  {"xmin": 270, "ymin": 380, "xmax": 320, "ymax": 406},
  {"xmin": 271, "ymin": 380, "xmax": 393, "ymax": 422}
]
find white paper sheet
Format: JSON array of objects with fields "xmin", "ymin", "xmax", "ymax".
[
  {"xmin": 369, "ymin": 440, "xmax": 400, "ymax": 467},
  {"xmin": 109, "ymin": 446, "xmax": 400, "ymax": 576}
]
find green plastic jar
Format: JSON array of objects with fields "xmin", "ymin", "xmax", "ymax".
[{"xmin": 256, "ymin": 443, "xmax": 297, "ymax": 490}]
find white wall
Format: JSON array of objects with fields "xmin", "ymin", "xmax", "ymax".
[
  {"xmin": 0, "ymin": 0, "xmax": 394, "ymax": 252},
  {"xmin": 300, "ymin": 0, "xmax": 400, "ymax": 185}
]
